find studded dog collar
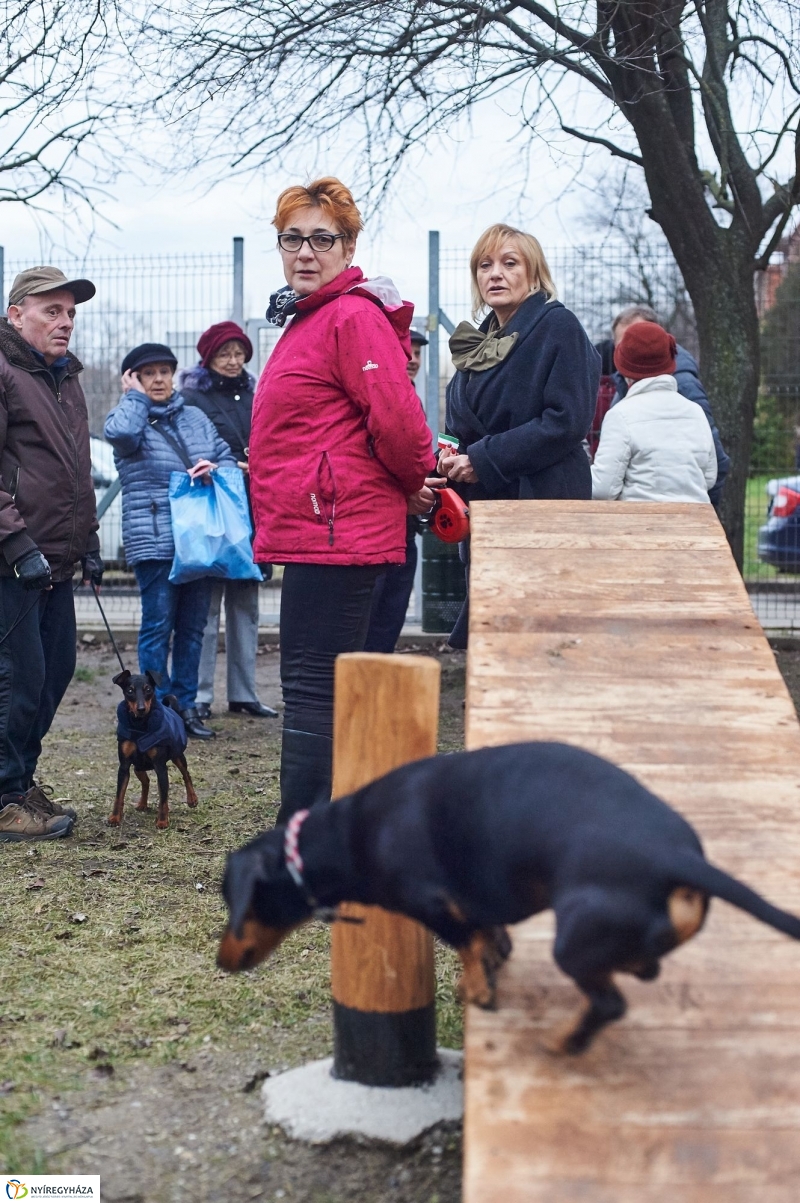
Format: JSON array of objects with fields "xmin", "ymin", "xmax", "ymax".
[
  {"xmin": 282, "ymin": 808, "xmax": 362, "ymax": 927},
  {"xmin": 284, "ymin": 809, "xmax": 311, "ymax": 894}
]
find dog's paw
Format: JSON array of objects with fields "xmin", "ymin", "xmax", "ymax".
[
  {"xmin": 542, "ymin": 1026, "xmax": 580, "ymax": 1057},
  {"xmin": 156, "ymin": 819, "xmax": 169, "ymax": 830},
  {"xmin": 186, "ymin": 798, "xmax": 198, "ymax": 809},
  {"xmin": 135, "ymin": 799, "xmax": 150, "ymax": 811},
  {"xmin": 456, "ymin": 972, "xmax": 496, "ymax": 1010},
  {"xmin": 542, "ymin": 1010, "xmax": 594, "ymax": 1057},
  {"xmin": 106, "ymin": 814, "xmax": 121, "ymax": 827},
  {"xmin": 490, "ymin": 923, "xmax": 514, "ymax": 962},
  {"xmin": 456, "ymin": 932, "xmax": 501, "ymax": 1009}
]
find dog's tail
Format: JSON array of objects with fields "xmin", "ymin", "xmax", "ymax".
[
  {"xmin": 668, "ymin": 852, "xmax": 800, "ymax": 940},
  {"xmin": 163, "ymin": 694, "xmax": 181, "ymax": 713}
]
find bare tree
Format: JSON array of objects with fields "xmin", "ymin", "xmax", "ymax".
[
  {"xmin": 145, "ymin": 0, "xmax": 800, "ymax": 561},
  {"xmin": 0, "ymin": 0, "xmax": 126, "ymax": 210},
  {"xmin": 586, "ymin": 170, "xmax": 699, "ymax": 355}
]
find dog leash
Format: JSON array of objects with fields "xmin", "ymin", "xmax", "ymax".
[{"xmin": 87, "ymin": 580, "xmax": 127, "ymax": 673}]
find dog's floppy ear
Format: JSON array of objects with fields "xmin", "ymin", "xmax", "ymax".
[
  {"xmin": 113, "ymin": 670, "xmax": 131, "ymax": 688},
  {"xmin": 145, "ymin": 670, "xmax": 162, "ymax": 687},
  {"xmin": 224, "ymin": 847, "xmax": 268, "ymax": 938}
]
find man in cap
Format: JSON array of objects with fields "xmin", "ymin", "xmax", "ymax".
[
  {"xmin": 0, "ymin": 267, "xmax": 103, "ymax": 842},
  {"xmin": 364, "ymin": 324, "xmax": 429, "ymax": 653}
]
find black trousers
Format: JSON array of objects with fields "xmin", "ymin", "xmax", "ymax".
[
  {"xmin": 363, "ymin": 533, "xmax": 418, "ymax": 654},
  {"xmin": 0, "ymin": 578, "xmax": 76, "ymax": 796},
  {"xmin": 280, "ymin": 563, "xmax": 381, "ymax": 738}
]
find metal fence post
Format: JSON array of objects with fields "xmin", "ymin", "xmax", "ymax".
[
  {"xmin": 233, "ymin": 237, "xmax": 244, "ymax": 326},
  {"xmin": 426, "ymin": 231, "xmax": 439, "ymax": 443}
]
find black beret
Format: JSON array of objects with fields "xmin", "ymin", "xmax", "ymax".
[{"xmin": 121, "ymin": 343, "xmax": 178, "ymax": 375}]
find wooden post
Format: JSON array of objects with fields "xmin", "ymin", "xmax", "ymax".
[{"xmin": 330, "ymin": 653, "xmax": 440, "ymax": 1087}]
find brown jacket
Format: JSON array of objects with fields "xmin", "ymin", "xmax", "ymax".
[{"xmin": 0, "ymin": 319, "xmax": 99, "ymax": 581}]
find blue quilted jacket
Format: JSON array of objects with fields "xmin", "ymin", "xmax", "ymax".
[{"xmin": 104, "ymin": 389, "xmax": 237, "ymax": 565}]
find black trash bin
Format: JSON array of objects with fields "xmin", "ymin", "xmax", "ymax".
[{"xmin": 421, "ymin": 529, "xmax": 467, "ymax": 634}]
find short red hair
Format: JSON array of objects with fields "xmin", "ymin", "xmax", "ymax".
[{"xmin": 272, "ymin": 177, "xmax": 363, "ymax": 242}]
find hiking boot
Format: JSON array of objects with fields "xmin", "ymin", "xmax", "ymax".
[
  {"xmin": 23, "ymin": 784, "xmax": 78, "ymax": 820},
  {"xmin": 0, "ymin": 800, "xmax": 74, "ymax": 842}
]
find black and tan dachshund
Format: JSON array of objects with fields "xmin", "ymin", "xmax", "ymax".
[
  {"xmin": 217, "ymin": 741, "xmax": 800, "ymax": 1053},
  {"xmin": 108, "ymin": 670, "xmax": 197, "ymax": 830}
]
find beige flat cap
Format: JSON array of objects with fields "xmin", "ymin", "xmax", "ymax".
[{"xmin": 8, "ymin": 266, "xmax": 96, "ymax": 307}]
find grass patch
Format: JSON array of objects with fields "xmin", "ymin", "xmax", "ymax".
[
  {"xmin": 0, "ymin": 648, "xmax": 465, "ymax": 1173},
  {"xmin": 743, "ymin": 474, "xmax": 780, "ymax": 582}
]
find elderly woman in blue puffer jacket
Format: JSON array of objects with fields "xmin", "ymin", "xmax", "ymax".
[{"xmin": 104, "ymin": 342, "xmax": 237, "ymax": 740}]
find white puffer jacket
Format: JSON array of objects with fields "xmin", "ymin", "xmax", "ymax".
[{"xmin": 592, "ymin": 374, "xmax": 717, "ymax": 503}]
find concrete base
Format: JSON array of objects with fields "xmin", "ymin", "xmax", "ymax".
[{"xmin": 261, "ymin": 1049, "xmax": 463, "ymax": 1145}]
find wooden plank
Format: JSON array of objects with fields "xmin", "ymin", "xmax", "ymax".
[{"xmin": 463, "ymin": 501, "xmax": 800, "ymax": 1202}]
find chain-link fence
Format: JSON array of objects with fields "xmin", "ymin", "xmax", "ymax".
[
  {"xmin": 435, "ymin": 233, "xmax": 800, "ymax": 631},
  {"xmin": 1, "ymin": 246, "xmax": 285, "ymax": 629},
  {"xmin": 746, "ymin": 234, "xmax": 800, "ymax": 631},
  {"xmin": 3, "ymin": 234, "xmax": 799, "ymax": 632}
]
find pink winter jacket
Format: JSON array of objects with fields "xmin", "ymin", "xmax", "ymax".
[{"xmin": 249, "ymin": 267, "xmax": 435, "ymax": 565}]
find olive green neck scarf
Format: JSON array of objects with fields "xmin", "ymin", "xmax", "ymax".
[{"xmin": 449, "ymin": 318, "xmax": 518, "ymax": 373}]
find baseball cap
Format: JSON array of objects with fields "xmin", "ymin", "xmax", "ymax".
[
  {"xmin": 410, "ymin": 324, "xmax": 429, "ymax": 346},
  {"xmin": 8, "ymin": 266, "xmax": 96, "ymax": 308}
]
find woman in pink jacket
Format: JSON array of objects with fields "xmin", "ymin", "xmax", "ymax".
[{"xmin": 249, "ymin": 177, "xmax": 436, "ymax": 823}]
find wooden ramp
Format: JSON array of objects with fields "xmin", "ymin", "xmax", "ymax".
[{"xmin": 463, "ymin": 500, "xmax": 800, "ymax": 1203}]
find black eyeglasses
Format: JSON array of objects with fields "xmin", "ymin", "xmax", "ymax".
[{"xmin": 277, "ymin": 232, "xmax": 347, "ymax": 253}]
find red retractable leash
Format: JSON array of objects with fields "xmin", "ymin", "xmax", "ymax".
[{"xmin": 428, "ymin": 487, "xmax": 470, "ymax": 543}]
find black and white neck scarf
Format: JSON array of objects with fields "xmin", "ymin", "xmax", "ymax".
[{"xmin": 266, "ymin": 285, "xmax": 299, "ymax": 327}]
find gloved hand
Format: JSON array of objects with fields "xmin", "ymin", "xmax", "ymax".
[
  {"xmin": 81, "ymin": 549, "xmax": 104, "ymax": 587},
  {"xmin": 14, "ymin": 549, "xmax": 52, "ymax": 591}
]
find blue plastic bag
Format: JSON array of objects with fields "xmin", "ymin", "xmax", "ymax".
[{"xmin": 167, "ymin": 466, "xmax": 262, "ymax": 584}]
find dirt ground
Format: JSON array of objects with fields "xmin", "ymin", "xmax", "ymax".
[
  {"xmin": 6, "ymin": 639, "xmax": 800, "ymax": 1201},
  {"xmin": 0, "ymin": 640, "xmax": 466, "ymax": 1203}
]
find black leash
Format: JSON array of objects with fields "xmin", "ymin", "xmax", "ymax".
[{"xmin": 88, "ymin": 580, "xmax": 127, "ymax": 673}]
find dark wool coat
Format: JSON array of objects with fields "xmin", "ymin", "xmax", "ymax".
[
  {"xmin": 445, "ymin": 291, "xmax": 600, "ymax": 501},
  {"xmin": 179, "ymin": 366, "xmax": 255, "ymax": 463}
]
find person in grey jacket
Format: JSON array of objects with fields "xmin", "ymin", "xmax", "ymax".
[
  {"xmin": 610, "ymin": 305, "xmax": 730, "ymax": 507},
  {"xmin": 104, "ymin": 342, "xmax": 237, "ymax": 740}
]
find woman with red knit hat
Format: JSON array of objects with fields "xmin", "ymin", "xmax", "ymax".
[
  {"xmin": 180, "ymin": 322, "xmax": 277, "ymax": 720},
  {"xmin": 592, "ymin": 322, "xmax": 717, "ymax": 504}
]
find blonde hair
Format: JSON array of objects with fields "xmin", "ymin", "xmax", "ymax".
[
  {"xmin": 272, "ymin": 177, "xmax": 364, "ymax": 243},
  {"xmin": 469, "ymin": 223, "xmax": 556, "ymax": 319}
]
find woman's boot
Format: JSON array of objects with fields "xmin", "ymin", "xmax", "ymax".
[{"xmin": 275, "ymin": 728, "xmax": 333, "ymax": 826}]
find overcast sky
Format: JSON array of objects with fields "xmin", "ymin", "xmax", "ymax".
[{"xmin": 2, "ymin": 96, "xmax": 605, "ymax": 321}]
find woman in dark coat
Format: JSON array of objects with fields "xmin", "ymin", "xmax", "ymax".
[
  {"xmin": 441, "ymin": 223, "xmax": 600, "ymax": 646},
  {"xmin": 180, "ymin": 321, "xmax": 276, "ymax": 720}
]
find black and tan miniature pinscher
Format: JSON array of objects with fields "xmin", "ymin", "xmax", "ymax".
[
  {"xmin": 108, "ymin": 670, "xmax": 197, "ymax": 831},
  {"xmin": 217, "ymin": 741, "xmax": 800, "ymax": 1053}
]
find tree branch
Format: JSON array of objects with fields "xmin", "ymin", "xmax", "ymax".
[{"xmin": 560, "ymin": 123, "xmax": 644, "ymax": 165}]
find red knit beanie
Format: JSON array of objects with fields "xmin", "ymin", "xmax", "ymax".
[
  {"xmin": 197, "ymin": 321, "xmax": 253, "ymax": 368},
  {"xmin": 614, "ymin": 322, "xmax": 677, "ymax": 381}
]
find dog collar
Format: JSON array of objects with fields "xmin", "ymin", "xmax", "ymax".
[
  {"xmin": 282, "ymin": 809, "xmax": 363, "ymax": 928},
  {"xmin": 284, "ymin": 809, "xmax": 312, "ymax": 894}
]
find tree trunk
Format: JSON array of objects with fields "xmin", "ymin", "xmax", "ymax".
[{"xmin": 674, "ymin": 239, "xmax": 760, "ymax": 569}]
